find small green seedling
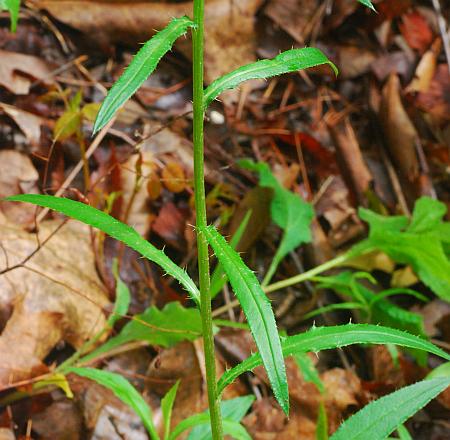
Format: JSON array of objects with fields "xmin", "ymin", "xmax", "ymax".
[{"xmin": 6, "ymin": 0, "xmax": 450, "ymax": 438}]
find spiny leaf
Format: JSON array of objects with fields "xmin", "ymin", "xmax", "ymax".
[
  {"xmin": 358, "ymin": 0, "xmax": 376, "ymax": 11},
  {"xmin": 93, "ymin": 16, "xmax": 194, "ymax": 134},
  {"xmin": 6, "ymin": 195, "xmax": 200, "ymax": 304},
  {"xmin": 202, "ymin": 225, "xmax": 289, "ymax": 414},
  {"xmin": 330, "ymin": 377, "xmax": 450, "ymax": 440},
  {"xmin": 70, "ymin": 367, "xmax": 159, "ymax": 440},
  {"xmin": 203, "ymin": 47, "xmax": 337, "ymax": 110},
  {"xmin": 217, "ymin": 324, "xmax": 450, "ymax": 394}
]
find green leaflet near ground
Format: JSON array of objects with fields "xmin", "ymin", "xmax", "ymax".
[
  {"xmin": 203, "ymin": 48, "xmax": 337, "ymax": 110},
  {"xmin": 217, "ymin": 324, "xmax": 450, "ymax": 394},
  {"xmin": 355, "ymin": 197, "xmax": 450, "ymax": 302},
  {"xmin": 70, "ymin": 367, "xmax": 160, "ymax": 440},
  {"xmin": 108, "ymin": 260, "xmax": 131, "ymax": 328},
  {"xmin": 161, "ymin": 381, "xmax": 180, "ymax": 440},
  {"xmin": 239, "ymin": 160, "xmax": 314, "ymax": 286},
  {"xmin": 330, "ymin": 377, "xmax": 450, "ymax": 440},
  {"xmin": 82, "ymin": 302, "xmax": 202, "ymax": 362},
  {"xmin": 187, "ymin": 395, "xmax": 255, "ymax": 440},
  {"xmin": 1, "ymin": 0, "xmax": 20, "ymax": 32},
  {"xmin": 202, "ymin": 225, "xmax": 289, "ymax": 415},
  {"xmin": 6, "ymin": 195, "xmax": 200, "ymax": 304},
  {"xmin": 93, "ymin": 16, "xmax": 194, "ymax": 134}
]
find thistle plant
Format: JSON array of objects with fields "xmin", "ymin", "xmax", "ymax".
[{"xmin": 5, "ymin": 0, "xmax": 450, "ymax": 439}]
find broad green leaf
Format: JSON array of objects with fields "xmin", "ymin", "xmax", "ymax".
[
  {"xmin": 357, "ymin": 0, "xmax": 375, "ymax": 10},
  {"xmin": 93, "ymin": 16, "xmax": 194, "ymax": 134},
  {"xmin": 217, "ymin": 324, "xmax": 450, "ymax": 394},
  {"xmin": 239, "ymin": 160, "xmax": 314, "ymax": 286},
  {"xmin": 82, "ymin": 302, "xmax": 202, "ymax": 362},
  {"xmin": 202, "ymin": 225, "xmax": 289, "ymax": 414},
  {"xmin": 210, "ymin": 210, "xmax": 252, "ymax": 299},
  {"xmin": 6, "ymin": 195, "xmax": 200, "ymax": 304},
  {"xmin": 330, "ymin": 377, "xmax": 450, "ymax": 440},
  {"xmin": 294, "ymin": 352, "xmax": 324, "ymax": 394},
  {"xmin": 204, "ymin": 48, "xmax": 337, "ymax": 109},
  {"xmin": 1, "ymin": 0, "xmax": 20, "ymax": 32},
  {"xmin": 162, "ymin": 381, "xmax": 180, "ymax": 440},
  {"xmin": 356, "ymin": 197, "xmax": 450, "ymax": 301},
  {"xmin": 108, "ymin": 259, "xmax": 131, "ymax": 328},
  {"xmin": 70, "ymin": 367, "xmax": 159, "ymax": 440},
  {"xmin": 187, "ymin": 395, "xmax": 255, "ymax": 440}
]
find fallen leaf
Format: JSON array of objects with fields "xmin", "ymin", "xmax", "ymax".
[
  {"xmin": 399, "ymin": 10, "xmax": 434, "ymax": 53},
  {"xmin": 337, "ymin": 46, "xmax": 377, "ymax": 79},
  {"xmin": 152, "ymin": 202, "xmax": 188, "ymax": 250},
  {"xmin": 0, "ymin": 103, "xmax": 44, "ymax": 145},
  {"xmin": 416, "ymin": 64, "xmax": 450, "ymax": 124},
  {"xmin": 162, "ymin": 162, "xmax": 186, "ymax": 194},
  {"xmin": 264, "ymin": 0, "xmax": 318, "ymax": 43},
  {"xmin": 406, "ymin": 40, "xmax": 441, "ymax": 93},
  {"xmin": 34, "ymin": 0, "xmax": 263, "ymax": 83},
  {"xmin": 379, "ymin": 73, "xmax": 419, "ymax": 183},
  {"xmin": 0, "ymin": 150, "xmax": 39, "ymax": 226},
  {"xmin": 0, "ymin": 429, "xmax": 15, "ymax": 440},
  {"xmin": 0, "ymin": 49, "xmax": 52, "ymax": 94},
  {"xmin": 0, "ymin": 218, "xmax": 109, "ymax": 386}
]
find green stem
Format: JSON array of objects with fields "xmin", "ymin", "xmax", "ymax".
[
  {"xmin": 264, "ymin": 252, "xmax": 353, "ymax": 293},
  {"xmin": 192, "ymin": 1, "xmax": 223, "ymax": 438}
]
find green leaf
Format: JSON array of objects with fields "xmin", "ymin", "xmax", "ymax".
[
  {"xmin": 330, "ymin": 377, "xmax": 450, "ymax": 440},
  {"xmin": 187, "ymin": 395, "xmax": 255, "ymax": 440},
  {"xmin": 357, "ymin": 197, "xmax": 450, "ymax": 301},
  {"xmin": 357, "ymin": 0, "xmax": 376, "ymax": 11},
  {"xmin": 202, "ymin": 225, "xmax": 289, "ymax": 414},
  {"xmin": 427, "ymin": 362, "xmax": 450, "ymax": 380},
  {"xmin": 239, "ymin": 160, "xmax": 314, "ymax": 286},
  {"xmin": 70, "ymin": 367, "xmax": 159, "ymax": 440},
  {"xmin": 93, "ymin": 16, "xmax": 194, "ymax": 134},
  {"xmin": 210, "ymin": 210, "xmax": 252, "ymax": 299},
  {"xmin": 316, "ymin": 401, "xmax": 329, "ymax": 440},
  {"xmin": 204, "ymin": 48, "xmax": 337, "ymax": 110},
  {"xmin": 217, "ymin": 324, "xmax": 450, "ymax": 394},
  {"xmin": 6, "ymin": 195, "xmax": 200, "ymax": 304},
  {"xmin": 397, "ymin": 425, "xmax": 413, "ymax": 440},
  {"xmin": 108, "ymin": 259, "xmax": 131, "ymax": 328},
  {"xmin": 294, "ymin": 352, "xmax": 324, "ymax": 394},
  {"xmin": 162, "ymin": 381, "xmax": 180, "ymax": 440},
  {"xmin": 171, "ymin": 416, "xmax": 251, "ymax": 440},
  {"xmin": 82, "ymin": 302, "xmax": 202, "ymax": 362},
  {"xmin": 2, "ymin": 0, "xmax": 20, "ymax": 32}
]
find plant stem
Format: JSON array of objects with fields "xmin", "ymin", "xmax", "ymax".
[
  {"xmin": 264, "ymin": 252, "xmax": 353, "ymax": 293},
  {"xmin": 192, "ymin": 1, "xmax": 223, "ymax": 438}
]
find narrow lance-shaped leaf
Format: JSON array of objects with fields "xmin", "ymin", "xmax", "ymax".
[
  {"xmin": 93, "ymin": 16, "xmax": 194, "ymax": 134},
  {"xmin": 162, "ymin": 381, "xmax": 180, "ymax": 440},
  {"xmin": 70, "ymin": 367, "xmax": 160, "ymax": 440},
  {"xmin": 6, "ymin": 195, "xmax": 200, "ymax": 304},
  {"xmin": 358, "ymin": 0, "xmax": 376, "ymax": 11},
  {"xmin": 330, "ymin": 377, "xmax": 450, "ymax": 440},
  {"xmin": 202, "ymin": 225, "xmax": 289, "ymax": 414},
  {"xmin": 217, "ymin": 324, "xmax": 450, "ymax": 394},
  {"xmin": 203, "ymin": 47, "xmax": 337, "ymax": 110}
]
